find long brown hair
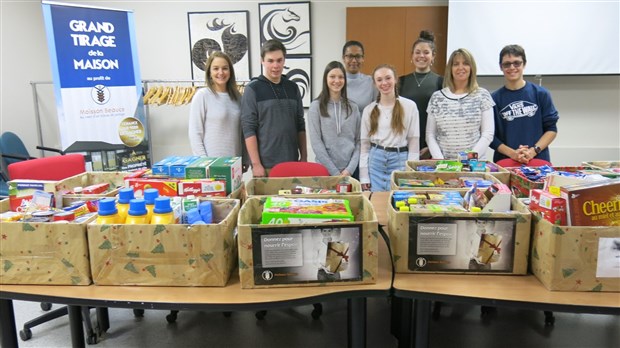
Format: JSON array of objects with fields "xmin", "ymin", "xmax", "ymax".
[
  {"xmin": 205, "ymin": 51, "xmax": 241, "ymax": 101},
  {"xmin": 444, "ymin": 48, "xmax": 479, "ymax": 93},
  {"xmin": 368, "ymin": 64, "xmax": 405, "ymax": 136},
  {"xmin": 317, "ymin": 61, "xmax": 352, "ymax": 117}
]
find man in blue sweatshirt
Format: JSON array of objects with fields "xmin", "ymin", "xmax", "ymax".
[
  {"xmin": 490, "ymin": 44, "xmax": 559, "ymax": 164},
  {"xmin": 241, "ymin": 39, "xmax": 307, "ymax": 177}
]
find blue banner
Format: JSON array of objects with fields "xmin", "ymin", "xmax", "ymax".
[{"xmin": 42, "ymin": 1, "xmax": 149, "ymax": 171}]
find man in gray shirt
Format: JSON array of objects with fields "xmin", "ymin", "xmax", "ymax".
[{"xmin": 241, "ymin": 39, "xmax": 307, "ymax": 177}]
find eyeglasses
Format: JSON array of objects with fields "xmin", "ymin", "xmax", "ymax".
[
  {"xmin": 501, "ymin": 60, "xmax": 523, "ymax": 69},
  {"xmin": 344, "ymin": 54, "xmax": 364, "ymax": 61}
]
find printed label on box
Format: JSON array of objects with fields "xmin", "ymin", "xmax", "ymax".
[
  {"xmin": 260, "ymin": 233, "xmax": 303, "ymax": 268},
  {"xmin": 596, "ymin": 237, "xmax": 620, "ymax": 278},
  {"xmin": 416, "ymin": 223, "xmax": 457, "ymax": 255},
  {"xmin": 408, "ymin": 216, "xmax": 516, "ymax": 273},
  {"xmin": 252, "ymin": 225, "xmax": 363, "ymax": 285}
]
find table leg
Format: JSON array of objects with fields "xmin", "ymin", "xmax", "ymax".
[
  {"xmin": 413, "ymin": 299, "xmax": 431, "ymax": 348},
  {"xmin": 0, "ymin": 299, "xmax": 18, "ymax": 348},
  {"xmin": 347, "ymin": 297, "xmax": 367, "ymax": 348},
  {"xmin": 68, "ymin": 305, "xmax": 85, "ymax": 348},
  {"xmin": 97, "ymin": 307, "xmax": 110, "ymax": 333},
  {"xmin": 395, "ymin": 298, "xmax": 413, "ymax": 348}
]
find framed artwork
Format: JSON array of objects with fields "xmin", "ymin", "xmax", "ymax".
[
  {"xmin": 187, "ymin": 11, "xmax": 251, "ymax": 82},
  {"xmin": 259, "ymin": 1, "xmax": 311, "ymax": 56},
  {"xmin": 284, "ymin": 57, "xmax": 312, "ymax": 108}
]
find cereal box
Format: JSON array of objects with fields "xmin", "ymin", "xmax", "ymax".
[
  {"xmin": 261, "ymin": 197, "xmax": 354, "ymax": 224},
  {"xmin": 560, "ymin": 179, "xmax": 620, "ymax": 226}
]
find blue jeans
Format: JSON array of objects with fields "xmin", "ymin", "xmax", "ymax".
[{"xmin": 369, "ymin": 146, "xmax": 408, "ymax": 192}]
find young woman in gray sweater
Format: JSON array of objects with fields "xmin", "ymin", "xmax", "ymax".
[{"xmin": 308, "ymin": 61, "xmax": 361, "ymax": 177}]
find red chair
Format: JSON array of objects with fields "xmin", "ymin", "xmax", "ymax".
[
  {"xmin": 5, "ymin": 154, "xmax": 105, "ymax": 343},
  {"xmin": 496, "ymin": 158, "xmax": 552, "ymax": 168},
  {"xmin": 7, "ymin": 153, "xmax": 86, "ymax": 180},
  {"xmin": 269, "ymin": 161, "xmax": 330, "ymax": 177}
]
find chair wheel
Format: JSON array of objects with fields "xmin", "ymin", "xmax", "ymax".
[
  {"xmin": 40, "ymin": 302, "xmax": 52, "ymax": 311},
  {"xmin": 311, "ymin": 303, "xmax": 323, "ymax": 320},
  {"xmin": 255, "ymin": 310, "xmax": 267, "ymax": 320},
  {"xmin": 432, "ymin": 303, "xmax": 442, "ymax": 320},
  {"xmin": 544, "ymin": 311, "xmax": 555, "ymax": 326},
  {"xmin": 86, "ymin": 333, "xmax": 98, "ymax": 345},
  {"xmin": 133, "ymin": 309, "xmax": 145, "ymax": 317},
  {"xmin": 480, "ymin": 306, "xmax": 496, "ymax": 317},
  {"xmin": 223, "ymin": 311, "xmax": 232, "ymax": 318},
  {"xmin": 19, "ymin": 328, "xmax": 32, "ymax": 341},
  {"xmin": 166, "ymin": 312, "xmax": 177, "ymax": 323}
]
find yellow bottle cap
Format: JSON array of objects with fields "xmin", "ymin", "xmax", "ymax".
[
  {"xmin": 471, "ymin": 206, "xmax": 481, "ymax": 212},
  {"xmin": 399, "ymin": 206, "xmax": 410, "ymax": 212},
  {"xmin": 395, "ymin": 200, "xmax": 405, "ymax": 207},
  {"xmin": 408, "ymin": 197, "xmax": 418, "ymax": 204}
]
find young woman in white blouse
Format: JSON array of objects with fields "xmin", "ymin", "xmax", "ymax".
[
  {"xmin": 426, "ymin": 48, "xmax": 495, "ymax": 160},
  {"xmin": 359, "ymin": 64, "xmax": 420, "ymax": 192},
  {"xmin": 188, "ymin": 51, "xmax": 242, "ymax": 157}
]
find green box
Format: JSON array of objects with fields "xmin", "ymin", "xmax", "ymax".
[
  {"xmin": 261, "ymin": 197, "xmax": 354, "ymax": 224},
  {"xmin": 184, "ymin": 157, "xmax": 218, "ymax": 179},
  {"xmin": 209, "ymin": 157, "xmax": 242, "ymax": 194}
]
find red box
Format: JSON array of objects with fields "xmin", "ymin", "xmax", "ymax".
[
  {"xmin": 529, "ymin": 189, "xmax": 567, "ymax": 225},
  {"xmin": 178, "ymin": 179, "xmax": 227, "ymax": 197},
  {"xmin": 125, "ymin": 178, "xmax": 179, "ymax": 197},
  {"xmin": 82, "ymin": 183, "xmax": 110, "ymax": 194}
]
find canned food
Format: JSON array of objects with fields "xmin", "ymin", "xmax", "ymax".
[
  {"xmin": 53, "ymin": 211, "xmax": 75, "ymax": 222},
  {"xmin": 31, "ymin": 210, "xmax": 55, "ymax": 222},
  {"xmin": 336, "ymin": 182, "xmax": 352, "ymax": 193}
]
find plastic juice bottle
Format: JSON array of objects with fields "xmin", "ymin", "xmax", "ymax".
[
  {"xmin": 143, "ymin": 188, "xmax": 159, "ymax": 224},
  {"xmin": 117, "ymin": 187, "xmax": 134, "ymax": 223},
  {"xmin": 96, "ymin": 198, "xmax": 120, "ymax": 224},
  {"xmin": 125, "ymin": 199, "xmax": 148, "ymax": 224},
  {"xmin": 150, "ymin": 197, "xmax": 175, "ymax": 225}
]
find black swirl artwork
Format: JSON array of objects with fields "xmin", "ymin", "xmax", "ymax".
[{"xmin": 259, "ymin": 2, "xmax": 311, "ymax": 55}]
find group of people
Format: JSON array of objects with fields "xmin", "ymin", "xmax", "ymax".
[{"xmin": 188, "ymin": 31, "xmax": 559, "ymax": 192}]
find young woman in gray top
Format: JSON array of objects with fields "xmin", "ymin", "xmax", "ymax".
[
  {"xmin": 188, "ymin": 51, "xmax": 242, "ymax": 157},
  {"xmin": 308, "ymin": 61, "xmax": 361, "ymax": 177}
]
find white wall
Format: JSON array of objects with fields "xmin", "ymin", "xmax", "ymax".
[{"xmin": 1, "ymin": 0, "xmax": 618, "ymax": 166}]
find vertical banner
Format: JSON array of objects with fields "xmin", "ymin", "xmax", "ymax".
[{"xmin": 42, "ymin": 1, "xmax": 149, "ymax": 171}]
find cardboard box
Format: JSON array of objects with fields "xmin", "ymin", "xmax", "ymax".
[
  {"xmin": 87, "ymin": 199, "xmax": 240, "ymax": 286},
  {"xmin": 208, "ymin": 157, "xmax": 242, "ymax": 195},
  {"xmin": 56, "ymin": 171, "xmax": 129, "ymax": 207},
  {"xmin": 560, "ymin": 179, "xmax": 620, "ymax": 226},
  {"xmin": 261, "ymin": 197, "xmax": 354, "ymax": 224},
  {"xmin": 388, "ymin": 193, "xmax": 532, "ymax": 274},
  {"xmin": 406, "ymin": 160, "xmax": 511, "ymax": 184},
  {"xmin": 245, "ymin": 176, "xmax": 362, "ymax": 197},
  {"xmin": 169, "ymin": 156, "xmax": 200, "ymax": 178},
  {"xmin": 530, "ymin": 214, "xmax": 620, "ymax": 291},
  {"xmin": 184, "ymin": 157, "xmax": 218, "ymax": 179},
  {"xmin": 391, "ymin": 171, "xmax": 502, "ymax": 191},
  {"xmin": 151, "ymin": 156, "xmax": 180, "ymax": 176},
  {"xmin": 237, "ymin": 194, "xmax": 378, "ymax": 288},
  {"xmin": 125, "ymin": 177, "xmax": 179, "ymax": 197},
  {"xmin": 7, "ymin": 179, "xmax": 60, "ymax": 211},
  {"xmin": 529, "ymin": 189, "xmax": 567, "ymax": 225},
  {"xmin": 178, "ymin": 179, "xmax": 227, "ymax": 197},
  {"xmin": 0, "ymin": 199, "xmax": 92, "ymax": 285},
  {"xmin": 509, "ymin": 166, "xmax": 591, "ymax": 198}
]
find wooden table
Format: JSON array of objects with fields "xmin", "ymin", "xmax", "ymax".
[
  {"xmin": 0, "ymin": 192, "xmax": 393, "ymax": 348},
  {"xmin": 369, "ymin": 191, "xmax": 620, "ymax": 348}
]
